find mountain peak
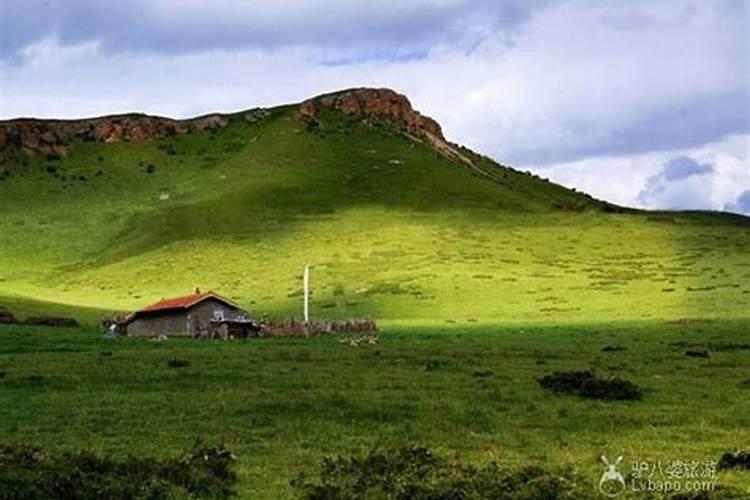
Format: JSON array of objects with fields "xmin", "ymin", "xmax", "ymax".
[{"xmin": 299, "ymin": 88, "xmax": 444, "ymax": 141}]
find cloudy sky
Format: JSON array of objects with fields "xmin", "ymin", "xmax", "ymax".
[{"xmin": 1, "ymin": 0, "xmax": 748, "ymax": 214}]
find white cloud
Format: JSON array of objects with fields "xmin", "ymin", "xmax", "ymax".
[
  {"xmin": 532, "ymin": 134, "xmax": 750, "ymax": 214},
  {"xmin": 18, "ymin": 37, "xmax": 101, "ymax": 68}
]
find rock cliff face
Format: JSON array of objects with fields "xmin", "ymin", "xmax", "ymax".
[
  {"xmin": 299, "ymin": 88, "xmax": 444, "ymax": 140},
  {"xmin": 299, "ymin": 88, "xmax": 493, "ymax": 175},
  {"xmin": 0, "ymin": 114, "xmax": 229, "ymax": 157},
  {"xmin": 0, "ymin": 88, "xmax": 445, "ymax": 158}
]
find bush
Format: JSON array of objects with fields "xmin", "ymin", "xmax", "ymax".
[
  {"xmin": 601, "ymin": 345, "xmax": 627, "ymax": 352},
  {"xmin": 670, "ymin": 487, "xmax": 750, "ymax": 499},
  {"xmin": 0, "ymin": 440, "xmax": 236, "ymax": 499},
  {"xmin": 167, "ymin": 358, "xmax": 190, "ymax": 368},
  {"xmin": 22, "ymin": 316, "xmax": 79, "ymax": 328},
  {"xmin": 685, "ymin": 348, "xmax": 710, "ymax": 358},
  {"xmin": 291, "ymin": 446, "xmax": 595, "ymax": 500},
  {"xmin": 0, "ymin": 310, "xmax": 16, "ymax": 324},
  {"xmin": 538, "ymin": 370, "xmax": 642, "ymax": 401},
  {"xmin": 718, "ymin": 450, "xmax": 750, "ymax": 470}
]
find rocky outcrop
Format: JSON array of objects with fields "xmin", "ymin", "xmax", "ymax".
[
  {"xmin": 0, "ymin": 113, "xmax": 230, "ymax": 156},
  {"xmin": 299, "ymin": 88, "xmax": 444, "ymax": 140},
  {"xmin": 297, "ymin": 88, "xmax": 502, "ymax": 179}
]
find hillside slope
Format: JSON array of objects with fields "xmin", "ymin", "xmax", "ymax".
[{"xmin": 0, "ymin": 88, "xmax": 748, "ymax": 324}]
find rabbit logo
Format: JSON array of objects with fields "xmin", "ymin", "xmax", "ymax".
[{"xmin": 599, "ymin": 455, "xmax": 625, "ymax": 497}]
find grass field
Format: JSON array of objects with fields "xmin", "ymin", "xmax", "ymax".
[
  {"xmin": 0, "ymin": 320, "xmax": 748, "ymax": 498},
  {"xmin": 1, "ymin": 93, "xmax": 749, "ymax": 498},
  {"xmin": 1, "ymin": 103, "xmax": 748, "ymax": 323}
]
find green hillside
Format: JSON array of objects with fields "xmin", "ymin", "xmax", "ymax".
[{"xmin": 0, "ymin": 89, "xmax": 748, "ymax": 324}]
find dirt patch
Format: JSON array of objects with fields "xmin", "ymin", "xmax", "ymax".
[
  {"xmin": 23, "ymin": 316, "xmax": 80, "ymax": 328},
  {"xmin": 719, "ymin": 450, "xmax": 750, "ymax": 471},
  {"xmin": 538, "ymin": 370, "xmax": 642, "ymax": 400}
]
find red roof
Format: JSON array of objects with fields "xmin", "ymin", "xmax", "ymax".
[{"xmin": 138, "ymin": 292, "xmax": 238, "ymax": 313}]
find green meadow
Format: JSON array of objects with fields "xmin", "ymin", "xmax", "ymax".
[
  {"xmin": 0, "ymin": 105, "xmax": 748, "ymax": 323},
  {"xmin": 0, "ymin": 320, "xmax": 748, "ymax": 498},
  {"xmin": 0, "ymin": 96, "xmax": 749, "ymax": 497}
]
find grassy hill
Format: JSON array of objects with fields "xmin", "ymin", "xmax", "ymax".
[
  {"xmin": 0, "ymin": 89, "xmax": 748, "ymax": 324},
  {"xmin": 1, "ymin": 89, "xmax": 749, "ymax": 498}
]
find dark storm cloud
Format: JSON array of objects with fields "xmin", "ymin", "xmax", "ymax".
[{"xmin": 0, "ymin": 0, "xmax": 557, "ymax": 61}]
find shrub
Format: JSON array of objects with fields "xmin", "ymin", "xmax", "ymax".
[
  {"xmin": 0, "ymin": 440, "xmax": 236, "ymax": 499},
  {"xmin": 0, "ymin": 310, "xmax": 16, "ymax": 324},
  {"xmin": 538, "ymin": 370, "xmax": 642, "ymax": 401},
  {"xmin": 167, "ymin": 358, "xmax": 190, "ymax": 368},
  {"xmin": 670, "ymin": 486, "xmax": 750, "ymax": 499},
  {"xmin": 601, "ymin": 345, "xmax": 627, "ymax": 352},
  {"xmin": 291, "ymin": 446, "xmax": 595, "ymax": 500},
  {"xmin": 685, "ymin": 348, "xmax": 710, "ymax": 358},
  {"xmin": 718, "ymin": 450, "xmax": 750, "ymax": 470},
  {"xmin": 22, "ymin": 316, "xmax": 79, "ymax": 328}
]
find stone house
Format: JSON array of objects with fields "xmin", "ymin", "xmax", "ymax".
[{"xmin": 123, "ymin": 291, "xmax": 256, "ymax": 337}]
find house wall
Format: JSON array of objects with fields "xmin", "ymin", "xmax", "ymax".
[
  {"xmin": 126, "ymin": 310, "xmax": 189, "ymax": 336},
  {"xmin": 185, "ymin": 299, "xmax": 243, "ymax": 337},
  {"xmin": 126, "ymin": 298, "xmax": 244, "ymax": 337}
]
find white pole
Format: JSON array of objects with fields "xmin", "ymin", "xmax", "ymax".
[{"xmin": 303, "ymin": 264, "xmax": 310, "ymax": 324}]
